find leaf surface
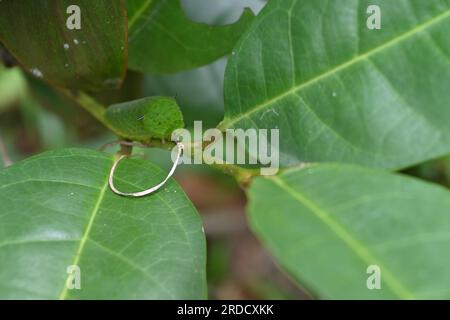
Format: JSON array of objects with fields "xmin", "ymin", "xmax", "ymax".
[
  {"xmin": 0, "ymin": 148, "xmax": 206, "ymax": 299},
  {"xmin": 0, "ymin": 0, "xmax": 128, "ymax": 91},
  {"xmin": 221, "ymin": 0, "xmax": 450, "ymax": 169},
  {"xmin": 248, "ymin": 164, "xmax": 450, "ymax": 299},
  {"xmin": 127, "ymin": 0, "xmax": 254, "ymax": 74}
]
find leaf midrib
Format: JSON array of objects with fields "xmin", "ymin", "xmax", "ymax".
[
  {"xmin": 220, "ymin": 8, "xmax": 450, "ymax": 129},
  {"xmin": 268, "ymin": 175, "xmax": 415, "ymax": 299},
  {"xmin": 128, "ymin": 0, "xmax": 154, "ymax": 30},
  {"xmin": 57, "ymin": 164, "xmax": 111, "ymax": 300}
]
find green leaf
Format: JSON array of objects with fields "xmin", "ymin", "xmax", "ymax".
[
  {"xmin": 220, "ymin": 0, "xmax": 450, "ymax": 169},
  {"xmin": 248, "ymin": 164, "xmax": 450, "ymax": 299},
  {"xmin": 105, "ymin": 96, "xmax": 184, "ymax": 141},
  {"xmin": 127, "ymin": 0, "xmax": 255, "ymax": 74},
  {"xmin": 0, "ymin": 148, "xmax": 206, "ymax": 299},
  {"xmin": 0, "ymin": 1, "xmax": 128, "ymax": 91}
]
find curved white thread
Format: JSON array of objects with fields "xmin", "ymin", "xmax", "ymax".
[{"xmin": 109, "ymin": 142, "xmax": 184, "ymax": 197}]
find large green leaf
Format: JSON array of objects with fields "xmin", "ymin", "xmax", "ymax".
[
  {"xmin": 248, "ymin": 164, "xmax": 450, "ymax": 299},
  {"xmin": 0, "ymin": 1, "xmax": 127, "ymax": 91},
  {"xmin": 0, "ymin": 148, "xmax": 206, "ymax": 299},
  {"xmin": 127, "ymin": 0, "xmax": 255, "ymax": 74},
  {"xmin": 220, "ymin": 0, "xmax": 450, "ymax": 169}
]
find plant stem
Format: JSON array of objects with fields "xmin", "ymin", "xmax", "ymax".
[
  {"xmin": 0, "ymin": 135, "xmax": 12, "ymax": 167},
  {"xmin": 59, "ymin": 89, "xmax": 118, "ymax": 134}
]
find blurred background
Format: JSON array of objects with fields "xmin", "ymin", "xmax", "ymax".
[{"xmin": 2, "ymin": 0, "xmax": 448, "ymax": 300}]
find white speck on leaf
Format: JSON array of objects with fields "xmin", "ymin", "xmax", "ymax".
[
  {"xmin": 332, "ymin": 92, "xmax": 337, "ymax": 97},
  {"xmin": 30, "ymin": 68, "xmax": 43, "ymax": 78},
  {"xmin": 63, "ymin": 43, "xmax": 70, "ymax": 50},
  {"xmin": 73, "ymin": 39, "xmax": 79, "ymax": 45}
]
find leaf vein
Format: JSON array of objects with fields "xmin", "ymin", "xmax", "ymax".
[{"xmin": 221, "ymin": 9, "xmax": 450, "ymax": 129}]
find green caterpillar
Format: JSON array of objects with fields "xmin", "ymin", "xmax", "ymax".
[{"xmin": 105, "ymin": 96, "xmax": 184, "ymax": 141}]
